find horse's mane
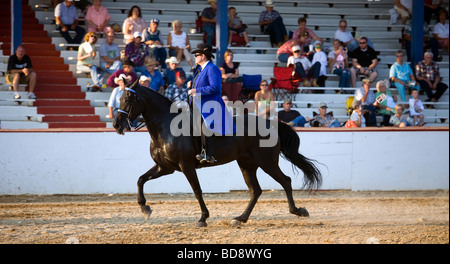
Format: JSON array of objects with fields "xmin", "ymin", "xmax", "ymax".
[{"xmin": 135, "ymin": 84, "xmax": 173, "ymax": 109}]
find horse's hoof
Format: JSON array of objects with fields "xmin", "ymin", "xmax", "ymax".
[
  {"xmin": 230, "ymin": 219, "xmax": 241, "ymax": 227},
  {"xmin": 196, "ymin": 221, "xmax": 207, "ymax": 228},
  {"xmin": 298, "ymin": 207, "xmax": 309, "ymax": 217},
  {"xmin": 142, "ymin": 205, "xmax": 152, "ymax": 221}
]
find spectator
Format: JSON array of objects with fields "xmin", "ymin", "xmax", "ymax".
[
  {"xmin": 255, "ymin": 80, "xmax": 275, "ymax": 119},
  {"xmin": 350, "ymin": 37, "xmax": 378, "ymax": 87},
  {"xmin": 99, "ymin": 30, "xmax": 122, "ymax": 75},
  {"xmin": 394, "ymin": 0, "xmax": 412, "ymax": 25},
  {"xmin": 390, "ymin": 104, "xmax": 414, "ymax": 127},
  {"xmin": 277, "ymin": 98, "xmax": 310, "ymax": 127},
  {"xmin": 328, "ymin": 39, "xmax": 350, "ymax": 90},
  {"xmin": 141, "ymin": 57, "xmax": 165, "ymax": 94},
  {"xmin": 292, "ymin": 17, "xmax": 323, "ymax": 48},
  {"xmin": 139, "ymin": 75, "xmax": 151, "ymax": 88},
  {"xmin": 77, "ymin": 32, "xmax": 104, "ymax": 92},
  {"xmin": 409, "ymin": 89, "xmax": 425, "ymax": 126},
  {"xmin": 415, "ymin": 51, "xmax": 448, "ymax": 103},
  {"xmin": 390, "ymin": 50, "xmax": 420, "ymax": 102},
  {"xmin": 6, "ymin": 45, "xmax": 37, "ymax": 99},
  {"xmin": 259, "ymin": 0, "xmax": 288, "ymax": 47},
  {"xmin": 424, "ymin": 0, "xmax": 445, "ymax": 24},
  {"xmin": 202, "ymin": 0, "xmax": 217, "ymax": 46},
  {"xmin": 55, "ymin": 0, "xmax": 85, "ymax": 45},
  {"xmin": 220, "ymin": 50, "xmax": 242, "ymax": 102},
  {"xmin": 85, "ymin": 0, "xmax": 110, "ymax": 34},
  {"xmin": 311, "ymin": 102, "xmax": 341, "ymax": 127},
  {"xmin": 125, "ymin": 32, "xmax": 150, "ymax": 75},
  {"xmin": 106, "ymin": 74, "xmax": 132, "ymax": 119},
  {"xmin": 310, "ymin": 41, "xmax": 328, "ymax": 87},
  {"xmin": 373, "ymin": 80, "xmax": 397, "ymax": 126},
  {"xmin": 276, "ymin": 32, "xmax": 307, "ymax": 63},
  {"xmin": 142, "ymin": 18, "xmax": 167, "ymax": 70},
  {"xmin": 228, "ymin": 7, "xmax": 250, "ymax": 47},
  {"xmin": 350, "ymin": 100, "xmax": 366, "ymax": 127},
  {"xmin": 107, "ymin": 60, "xmax": 138, "ymax": 88},
  {"xmin": 354, "ymin": 78, "xmax": 377, "ymax": 127},
  {"xmin": 163, "ymin": 57, "xmax": 186, "ymax": 88},
  {"xmin": 167, "ymin": 20, "xmax": 194, "ymax": 70},
  {"xmin": 165, "ymin": 70, "xmax": 188, "ymax": 102},
  {"xmin": 403, "ymin": 20, "xmax": 440, "ymax": 62},
  {"xmin": 122, "ymin": 5, "xmax": 147, "ymax": 44},
  {"xmin": 334, "ymin": 19, "xmax": 358, "ymax": 54},
  {"xmin": 287, "ymin": 45, "xmax": 311, "ymax": 87},
  {"xmin": 432, "ymin": 9, "xmax": 449, "ymax": 51}
]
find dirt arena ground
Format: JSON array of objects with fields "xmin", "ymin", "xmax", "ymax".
[{"xmin": 0, "ymin": 190, "xmax": 448, "ymax": 244}]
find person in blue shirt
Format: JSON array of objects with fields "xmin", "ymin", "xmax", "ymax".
[
  {"xmin": 390, "ymin": 50, "xmax": 420, "ymax": 102},
  {"xmin": 54, "ymin": 0, "xmax": 85, "ymax": 45},
  {"xmin": 142, "ymin": 57, "xmax": 165, "ymax": 93}
]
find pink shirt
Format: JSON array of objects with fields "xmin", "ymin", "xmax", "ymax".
[
  {"xmin": 292, "ymin": 28, "xmax": 317, "ymax": 46},
  {"xmin": 85, "ymin": 5, "xmax": 111, "ymax": 33}
]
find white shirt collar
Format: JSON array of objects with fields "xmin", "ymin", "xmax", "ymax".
[{"xmin": 200, "ymin": 60, "xmax": 210, "ymax": 70}]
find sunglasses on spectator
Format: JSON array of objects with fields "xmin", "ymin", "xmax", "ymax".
[
  {"xmin": 260, "ymin": 84, "xmax": 269, "ymax": 86},
  {"xmin": 359, "ymin": 42, "xmax": 367, "ymax": 44}
]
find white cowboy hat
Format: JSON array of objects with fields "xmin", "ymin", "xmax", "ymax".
[
  {"xmin": 114, "ymin": 74, "xmax": 132, "ymax": 85},
  {"xmin": 265, "ymin": 0, "xmax": 275, "ymax": 7},
  {"xmin": 165, "ymin": 56, "xmax": 179, "ymax": 64}
]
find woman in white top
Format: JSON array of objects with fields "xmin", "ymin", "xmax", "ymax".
[
  {"xmin": 167, "ymin": 20, "xmax": 194, "ymax": 70},
  {"xmin": 122, "ymin": 5, "xmax": 147, "ymax": 44},
  {"xmin": 432, "ymin": 10, "xmax": 449, "ymax": 51},
  {"xmin": 77, "ymin": 32, "xmax": 104, "ymax": 91}
]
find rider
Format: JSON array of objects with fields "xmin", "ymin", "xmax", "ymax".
[{"xmin": 188, "ymin": 43, "xmax": 235, "ymax": 164}]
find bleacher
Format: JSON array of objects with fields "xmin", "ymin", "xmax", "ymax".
[{"xmin": 1, "ymin": 0, "xmax": 448, "ymax": 129}]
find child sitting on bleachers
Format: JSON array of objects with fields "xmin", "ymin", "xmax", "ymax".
[
  {"xmin": 409, "ymin": 89, "xmax": 425, "ymax": 126},
  {"xmin": 287, "ymin": 45, "xmax": 311, "ymax": 87}
]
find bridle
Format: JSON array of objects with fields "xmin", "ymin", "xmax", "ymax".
[{"xmin": 118, "ymin": 87, "xmax": 146, "ymax": 131}]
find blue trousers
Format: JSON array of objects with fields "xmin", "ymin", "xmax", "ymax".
[{"xmin": 57, "ymin": 25, "xmax": 85, "ymax": 44}]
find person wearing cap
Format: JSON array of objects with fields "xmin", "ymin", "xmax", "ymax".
[
  {"xmin": 77, "ymin": 32, "xmax": 105, "ymax": 92},
  {"xmin": 124, "ymin": 31, "xmax": 150, "ymax": 75},
  {"xmin": 55, "ymin": 0, "xmax": 86, "ymax": 45},
  {"xmin": 85, "ymin": 0, "xmax": 111, "ymax": 34},
  {"xmin": 312, "ymin": 102, "xmax": 341, "ymax": 127},
  {"xmin": 167, "ymin": 20, "xmax": 194, "ymax": 70},
  {"xmin": 107, "ymin": 74, "xmax": 131, "ymax": 119},
  {"xmin": 142, "ymin": 57, "xmax": 165, "ymax": 93},
  {"xmin": 287, "ymin": 45, "xmax": 312, "ymax": 88},
  {"xmin": 277, "ymin": 99, "xmax": 310, "ymax": 127},
  {"xmin": 354, "ymin": 79, "xmax": 377, "ymax": 126},
  {"xmin": 188, "ymin": 43, "xmax": 235, "ymax": 164},
  {"xmin": 122, "ymin": 5, "xmax": 147, "ymax": 44},
  {"xmin": 139, "ymin": 75, "xmax": 151, "ymax": 88},
  {"xmin": 310, "ymin": 40, "xmax": 327, "ymax": 87},
  {"xmin": 107, "ymin": 60, "xmax": 138, "ymax": 88},
  {"xmin": 166, "ymin": 70, "xmax": 188, "ymax": 102},
  {"xmin": 201, "ymin": 0, "xmax": 217, "ymax": 46},
  {"xmin": 259, "ymin": 0, "xmax": 288, "ymax": 47},
  {"xmin": 163, "ymin": 56, "xmax": 187, "ymax": 88},
  {"xmin": 100, "ymin": 30, "xmax": 122, "ymax": 74},
  {"xmin": 143, "ymin": 18, "xmax": 167, "ymax": 70}
]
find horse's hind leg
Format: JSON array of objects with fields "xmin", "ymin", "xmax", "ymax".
[
  {"xmin": 234, "ymin": 159, "xmax": 261, "ymax": 224},
  {"xmin": 261, "ymin": 164, "xmax": 309, "ymax": 217},
  {"xmin": 137, "ymin": 165, "xmax": 173, "ymax": 220}
]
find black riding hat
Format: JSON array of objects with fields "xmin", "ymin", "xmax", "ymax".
[{"xmin": 191, "ymin": 43, "xmax": 215, "ymax": 59}]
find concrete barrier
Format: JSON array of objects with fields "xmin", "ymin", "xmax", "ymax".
[{"xmin": 0, "ymin": 128, "xmax": 448, "ymax": 194}]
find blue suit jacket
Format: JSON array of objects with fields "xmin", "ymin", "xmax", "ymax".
[{"xmin": 193, "ymin": 61, "xmax": 235, "ymax": 135}]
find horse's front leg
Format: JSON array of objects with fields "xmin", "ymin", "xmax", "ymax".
[
  {"xmin": 137, "ymin": 165, "xmax": 173, "ymax": 220},
  {"xmin": 180, "ymin": 164, "xmax": 209, "ymax": 227}
]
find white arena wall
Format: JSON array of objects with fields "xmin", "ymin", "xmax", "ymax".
[{"xmin": 0, "ymin": 129, "xmax": 448, "ymax": 195}]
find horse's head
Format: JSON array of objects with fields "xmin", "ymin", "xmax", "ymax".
[{"xmin": 113, "ymin": 80, "xmax": 145, "ymax": 135}]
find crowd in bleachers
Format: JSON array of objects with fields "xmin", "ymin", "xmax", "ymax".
[{"xmin": 2, "ymin": 0, "xmax": 449, "ymax": 129}]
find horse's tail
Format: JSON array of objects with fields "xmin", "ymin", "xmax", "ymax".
[{"xmin": 278, "ymin": 122, "xmax": 322, "ymax": 190}]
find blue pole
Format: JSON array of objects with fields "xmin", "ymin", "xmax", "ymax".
[
  {"xmin": 215, "ymin": 0, "xmax": 228, "ymax": 67},
  {"xmin": 410, "ymin": 0, "xmax": 424, "ymax": 68},
  {"xmin": 11, "ymin": 0, "xmax": 22, "ymax": 55}
]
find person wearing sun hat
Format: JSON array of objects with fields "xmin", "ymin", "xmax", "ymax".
[
  {"xmin": 107, "ymin": 59, "xmax": 138, "ymax": 88},
  {"xmin": 107, "ymin": 74, "xmax": 132, "ymax": 119},
  {"xmin": 259, "ymin": 0, "xmax": 288, "ymax": 47},
  {"xmin": 142, "ymin": 57, "xmax": 165, "ymax": 93},
  {"xmin": 163, "ymin": 56, "xmax": 187, "ymax": 88},
  {"xmin": 188, "ymin": 43, "xmax": 235, "ymax": 164}
]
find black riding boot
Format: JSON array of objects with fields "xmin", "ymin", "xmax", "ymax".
[{"xmin": 196, "ymin": 134, "xmax": 217, "ymax": 164}]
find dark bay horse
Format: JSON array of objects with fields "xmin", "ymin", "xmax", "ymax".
[{"xmin": 113, "ymin": 82, "xmax": 322, "ymax": 227}]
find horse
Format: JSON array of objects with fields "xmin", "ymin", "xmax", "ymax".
[{"xmin": 113, "ymin": 81, "xmax": 322, "ymax": 227}]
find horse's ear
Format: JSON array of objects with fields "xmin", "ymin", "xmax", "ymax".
[{"xmin": 131, "ymin": 78, "xmax": 139, "ymax": 89}]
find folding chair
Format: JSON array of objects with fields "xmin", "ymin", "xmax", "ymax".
[
  {"xmin": 239, "ymin": 74, "xmax": 261, "ymax": 103},
  {"xmin": 269, "ymin": 67, "xmax": 300, "ymax": 103}
]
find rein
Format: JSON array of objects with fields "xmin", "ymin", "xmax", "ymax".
[{"xmin": 118, "ymin": 87, "xmax": 146, "ymax": 132}]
